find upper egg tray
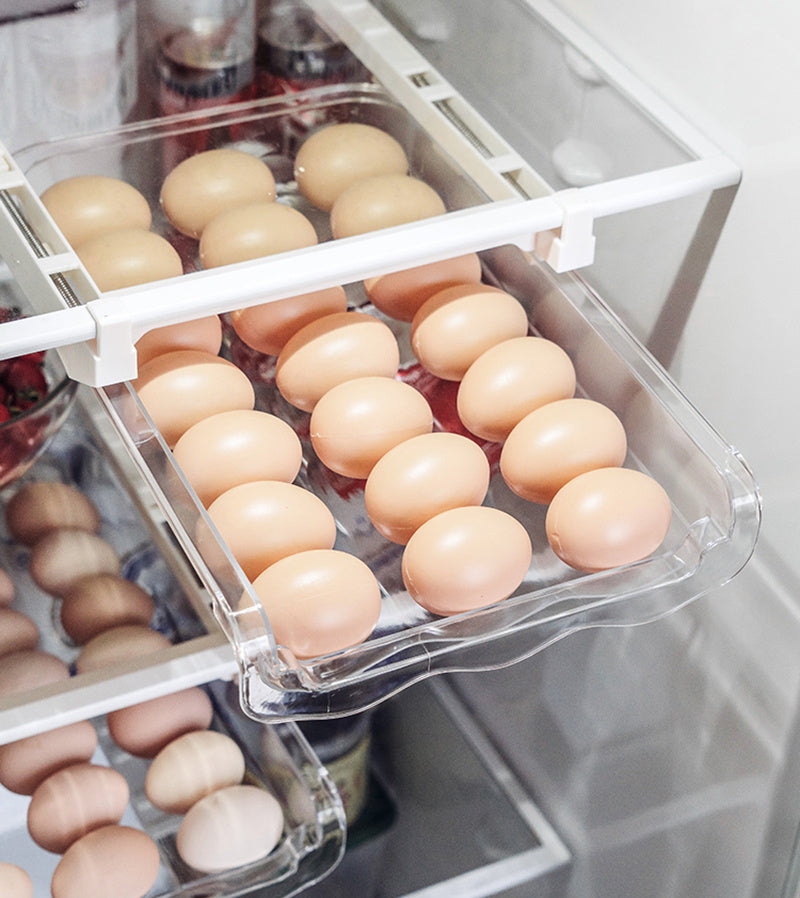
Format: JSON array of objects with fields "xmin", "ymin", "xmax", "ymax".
[{"xmin": 11, "ymin": 86, "xmax": 760, "ymax": 721}]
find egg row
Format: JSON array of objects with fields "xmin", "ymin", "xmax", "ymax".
[
  {"xmin": 393, "ymin": 283, "xmax": 673, "ymax": 574},
  {"xmin": 39, "ymin": 122, "xmax": 447, "ymax": 304},
  {"xmin": 0, "ymin": 483, "xmax": 163, "ymax": 896},
  {"xmin": 126, "ymin": 338, "xmax": 386, "ymax": 661}
]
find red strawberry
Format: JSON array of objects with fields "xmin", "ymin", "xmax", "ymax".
[
  {"xmin": 0, "ymin": 404, "xmax": 11, "ymax": 424},
  {"xmin": 5, "ymin": 358, "xmax": 47, "ymax": 410}
]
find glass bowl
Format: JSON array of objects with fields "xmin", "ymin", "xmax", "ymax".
[{"xmin": 0, "ymin": 349, "xmax": 77, "ymax": 490}]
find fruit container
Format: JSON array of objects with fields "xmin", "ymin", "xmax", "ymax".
[
  {"xmin": 0, "ymin": 324, "xmax": 77, "ymax": 490},
  {"xmin": 5, "ymin": 84, "xmax": 760, "ymax": 722}
]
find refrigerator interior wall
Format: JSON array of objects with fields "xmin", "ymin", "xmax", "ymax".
[{"xmin": 376, "ymin": 0, "xmax": 800, "ymax": 896}]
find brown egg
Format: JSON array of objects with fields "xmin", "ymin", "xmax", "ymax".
[
  {"xmin": 60, "ymin": 574, "xmax": 155, "ymax": 645},
  {"xmin": 364, "ymin": 432, "xmax": 491, "ymax": 544},
  {"xmin": 457, "ymin": 336, "xmax": 577, "ymax": 442},
  {"xmin": 0, "ymin": 721, "xmax": 99, "ymax": 796},
  {"xmin": 0, "ymin": 608, "xmax": 39, "ymax": 657},
  {"xmin": 402, "ymin": 506, "xmax": 532, "ymax": 616},
  {"xmin": 106, "ymin": 687, "xmax": 213, "ymax": 758},
  {"xmin": 0, "ymin": 863, "xmax": 33, "ymax": 898},
  {"xmin": 75, "ymin": 625, "xmax": 171, "ymax": 674},
  {"xmin": 176, "ymin": 784, "xmax": 284, "ymax": 874},
  {"xmin": 51, "ymin": 825, "xmax": 161, "ymax": 898},
  {"xmin": 199, "ymin": 201, "xmax": 317, "ymax": 269},
  {"xmin": 310, "ymin": 376, "xmax": 434, "ymax": 479},
  {"xmin": 77, "ymin": 228, "xmax": 183, "ymax": 292},
  {"xmin": 135, "ymin": 315, "xmax": 223, "ymax": 367},
  {"xmin": 294, "ymin": 122, "xmax": 409, "ymax": 212},
  {"xmin": 5, "ymin": 481, "xmax": 100, "ymax": 546},
  {"xmin": 363, "ymin": 254, "xmax": 483, "ymax": 322},
  {"xmin": 28, "ymin": 762, "xmax": 130, "ymax": 854},
  {"xmin": 0, "ymin": 649, "xmax": 70, "ymax": 698},
  {"xmin": 145, "ymin": 730, "xmax": 245, "ymax": 815},
  {"xmin": 173, "ymin": 409, "xmax": 303, "ymax": 507},
  {"xmin": 41, "ymin": 175, "xmax": 151, "ymax": 248},
  {"xmin": 501, "ymin": 398, "xmax": 628, "ymax": 504},
  {"xmin": 0, "ymin": 566, "xmax": 13, "ymax": 606},
  {"xmin": 276, "ymin": 311, "xmax": 400, "ymax": 412},
  {"xmin": 29, "ymin": 529, "xmax": 119, "ymax": 597},
  {"xmin": 205, "ymin": 481, "xmax": 336, "ymax": 581},
  {"xmin": 411, "ymin": 284, "xmax": 529, "ymax": 381},
  {"xmin": 249, "ymin": 549, "xmax": 382, "ymax": 659},
  {"xmin": 230, "ymin": 285, "xmax": 348, "ymax": 356},
  {"xmin": 545, "ymin": 467, "xmax": 672, "ymax": 572},
  {"xmin": 330, "ymin": 174, "xmax": 446, "ymax": 239},
  {"xmin": 132, "ymin": 349, "xmax": 255, "ymax": 448},
  {"xmin": 160, "ymin": 147, "xmax": 277, "ymax": 238}
]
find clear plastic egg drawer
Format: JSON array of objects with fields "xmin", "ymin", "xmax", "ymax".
[
  {"xmin": 9, "ymin": 86, "xmax": 760, "ymax": 722},
  {"xmin": 1, "ymin": 680, "xmax": 346, "ymax": 898}
]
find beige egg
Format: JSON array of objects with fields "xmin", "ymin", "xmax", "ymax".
[
  {"xmin": 160, "ymin": 148, "xmax": 277, "ymax": 238},
  {"xmin": 60, "ymin": 573, "xmax": 155, "ymax": 645},
  {"xmin": 230, "ymin": 285, "xmax": 348, "ymax": 356},
  {"xmin": 501, "ymin": 398, "xmax": 628, "ymax": 504},
  {"xmin": 199, "ymin": 201, "xmax": 318, "ymax": 269},
  {"xmin": 0, "ymin": 608, "xmax": 39, "ymax": 657},
  {"xmin": 411, "ymin": 284, "xmax": 529, "ymax": 381},
  {"xmin": 545, "ymin": 467, "xmax": 672, "ymax": 573},
  {"xmin": 145, "ymin": 730, "xmax": 245, "ymax": 815},
  {"xmin": 364, "ymin": 432, "xmax": 491, "ymax": 545},
  {"xmin": 0, "ymin": 863, "xmax": 33, "ymax": 898},
  {"xmin": 106, "ymin": 687, "xmax": 213, "ymax": 758},
  {"xmin": 0, "ymin": 649, "xmax": 70, "ymax": 698},
  {"xmin": 135, "ymin": 315, "xmax": 223, "ymax": 367},
  {"xmin": 294, "ymin": 122, "xmax": 409, "ymax": 212},
  {"xmin": 402, "ymin": 506, "xmax": 532, "ymax": 616},
  {"xmin": 29, "ymin": 529, "xmax": 119, "ymax": 597},
  {"xmin": 77, "ymin": 228, "xmax": 183, "ymax": 292},
  {"xmin": 457, "ymin": 336, "xmax": 577, "ymax": 442},
  {"xmin": 249, "ymin": 548, "xmax": 382, "ymax": 659},
  {"xmin": 41, "ymin": 175, "xmax": 151, "ymax": 248},
  {"xmin": 0, "ymin": 566, "xmax": 13, "ymax": 607},
  {"xmin": 276, "ymin": 311, "xmax": 400, "ymax": 412},
  {"xmin": 132, "ymin": 349, "xmax": 255, "ymax": 448},
  {"xmin": 27, "ymin": 762, "xmax": 130, "ymax": 854},
  {"xmin": 310, "ymin": 376, "xmax": 434, "ymax": 479},
  {"xmin": 364, "ymin": 254, "xmax": 483, "ymax": 322},
  {"xmin": 51, "ymin": 825, "xmax": 161, "ymax": 898},
  {"xmin": 0, "ymin": 721, "xmax": 99, "ymax": 796},
  {"xmin": 330, "ymin": 173, "xmax": 446, "ymax": 239},
  {"xmin": 173, "ymin": 409, "xmax": 303, "ymax": 507},
  {"xmin": 5, "ymin": 481, "xmax": 100, "ymax": 546},
  {"xmin": 176, "ymin": 784, "xmax": 284, "ymax": 874},
  {"xmin": 75, "ymin": 625, "xmax": 171, "ymax": 675},
  {"xmin": 205, "ymin": 481, "xmax": 336, "ymax": 581}
]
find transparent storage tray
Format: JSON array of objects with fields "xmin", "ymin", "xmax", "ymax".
[
  {"xmin": 0, "ymin": 679, "xmax": 346, "ymax": 898},
  {"xmin": 9, "ymin": 87, "xmax": 760, "ymax": 722}
]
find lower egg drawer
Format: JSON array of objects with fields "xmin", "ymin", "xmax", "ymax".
[{"xmin": 0, "ymin": 679, "xmax": 345, "ymax": 898}]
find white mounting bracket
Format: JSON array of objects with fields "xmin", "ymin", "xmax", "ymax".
[{"xmin": 534, "ymin": 189, "xmax": 597, "ymax": 272}]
